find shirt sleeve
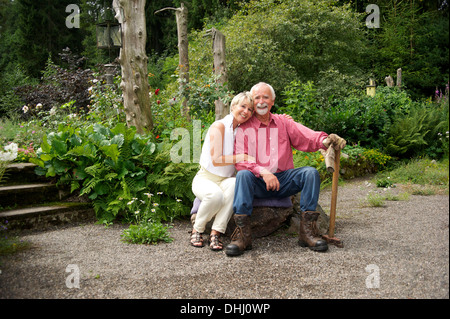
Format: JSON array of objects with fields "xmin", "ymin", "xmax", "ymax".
[{"xmin": 284, "ymin": 117, "xmax": 328, "ymax": 152}]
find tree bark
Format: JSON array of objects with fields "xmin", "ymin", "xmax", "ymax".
[
  {"xmin": 208, "ymin": 28, "xmax": 228, "ymax": 120},
  {"xmin": 113, "ymin": 0, "xmax": 153, "ymax": 134},
  {"xmin": 155, "ymin": 3, "xmax": 190, "ymax": 119}
]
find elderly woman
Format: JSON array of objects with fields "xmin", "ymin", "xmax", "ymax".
[{"xmin": 190, "ymin": 92, "xmax": 255, "ymax": 250}]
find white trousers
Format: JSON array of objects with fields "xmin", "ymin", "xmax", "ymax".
[{"xmin": 191, "ymin": 167, "xmax": 236, "ymax": 234}]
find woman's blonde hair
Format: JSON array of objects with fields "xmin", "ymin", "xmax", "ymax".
[{"xmin": 230, "ymin": 91, "xmax": 254, "ymax": 112}]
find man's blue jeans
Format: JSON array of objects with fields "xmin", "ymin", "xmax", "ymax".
[{"xmin": 233, "ymin": 167, "xmax": 321, "ymax": 216}]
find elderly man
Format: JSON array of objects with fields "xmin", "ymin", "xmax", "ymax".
[{"xmin": 225, "ymin": 82, "xmax": 346, "ymax": 256}]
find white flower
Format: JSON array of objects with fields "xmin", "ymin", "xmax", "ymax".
[
  {"xmin": 135, "ymin": 211, "xmax": 140, "ymax": 215},
  {"xmin": 0, "ymin": 142, "xmax": 18, "ymax": 162},
  {"xmin": 176, "ymin": 199, "xmax": 182, "ymax": 202},
  {"xmin": 36, "ymin": 103, "xmax": 43, "ymax": 109},
  {"xmin": 153, "ymin": 203, "xmax": 159, "ymax": 207},
  {"xmin": 49, "ymin": 107, "xmax": 57, "ymax": 116},
  {"xmin": 151, "ymin": 209, "xmax": 156, "ymax": 213},
  {"xmin": 22, "ymin": 105, "xmax": 29, "ymax": 113},
  {"xmin": 157, "ymin": 192, "xmax": 163, "ymax": 195},
  {"xmin": 144, "ymin": 193, "xmax": 154, "ymax": 198},
  {"xmin": 4, "ymin": 143, "xmax": 18, "ymax": 153}
]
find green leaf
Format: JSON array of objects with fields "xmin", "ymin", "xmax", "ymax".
[
  {"xmin": 100, "ymin": 144, "xmax": 120, "ymax": 162},
  {"xmin": 51, "ymin": 139, "xmax": 67, "ymax": 155},
  {"xmin": 41, "ymin": 135, "xmax": 51, "ymax": 153},
  {"xmin": 110, "ymin": 134, "xmax": 124, "ymax": 147}
]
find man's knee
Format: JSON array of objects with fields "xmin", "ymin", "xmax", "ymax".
[
  {"xmin": 303, "ymin": 166, "xmax": 320, "ymax": 180},
  {"xmin": 236, "ymin": 170, "xmax": 255, "ymax": 182}
]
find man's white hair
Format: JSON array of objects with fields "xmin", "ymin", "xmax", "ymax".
[{"xmin": 250, "ymin": 82, "xmax": 276, "ymax": 100}]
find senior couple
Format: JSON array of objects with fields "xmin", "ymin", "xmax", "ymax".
[{"xmin": 190, "ymin": 82, "xmax": 346, "ymax": 256}]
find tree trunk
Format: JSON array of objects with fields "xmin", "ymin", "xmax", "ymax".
[
  {"xmin": 209, "ymin": 28, "xmax": 228, "ymax": 120},
  {"xmin": 155, "ymin": 3, "xmax": 190, "ymax": 119},
  {"xmin": 113, "ymin": 0, "xmax": 153, "ymax": 134}
]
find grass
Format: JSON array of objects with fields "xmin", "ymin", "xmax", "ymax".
[
  {"xmin": 374, "ymin": 157, "xmax": 449, "ymax": 195},
  {"xmin": 360, "ymin": 157, "xmax": 449, "ymax": 207},
  {"xmin": 376, "ymin": 157, "xmax": 449, "ymax": 185}
]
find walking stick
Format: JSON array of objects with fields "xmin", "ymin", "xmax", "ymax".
[{"xmin": 322, "ymin": 147, "xmax": 344, "ymax": 248}]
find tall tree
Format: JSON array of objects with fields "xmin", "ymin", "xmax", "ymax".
[
  {"xmin": 155, "ymin": 3, "xmax": 190, "ymax": 119},
  {"xmin": 113, "ymin": 0, "xmax": 153, "ymax": 133}
]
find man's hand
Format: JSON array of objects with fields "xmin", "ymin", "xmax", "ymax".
[
  {"xmin": 323, "ymin": 134, "xmax": 346, "ymax": 151},
  {"xmin": 261, "ymin": 171, "xmax": 280, "ymax": 191}
]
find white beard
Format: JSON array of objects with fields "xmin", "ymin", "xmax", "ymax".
[{"xmin": 256, "ymin": 103, "xmax": 269, "ymax": 116}]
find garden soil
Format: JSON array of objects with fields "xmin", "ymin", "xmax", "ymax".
[{"xmin": 0, "ymin": 176, "xmax": 448, "ymax": 300}]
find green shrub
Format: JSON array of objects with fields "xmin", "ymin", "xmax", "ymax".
[
  {"xmin": 31, "ymin": 121, "xmax": 196, "ymax": 224},
  {"xmin": 385, "ymin": 101, "xmax": 448, "ymax": 158},
  {"xmin": 293, "ymin": 144, "xmax": 392, "ymax": 182},
  {"xmin": 189, "ymin": 0, "xmax": 367, "ymax": 102}
]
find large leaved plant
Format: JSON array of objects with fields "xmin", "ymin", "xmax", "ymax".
[{"xmin": 31, "ymin": 122, "xmax": 157, "ymax": 223}]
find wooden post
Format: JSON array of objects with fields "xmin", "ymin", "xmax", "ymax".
[
  {"xmin": 155, "ymin": 3, "xmax": 190, "ymax": 120},
  {"xmin": 207, "ymin": 28, "xmax": 228, "ymax": 120},
  {"xmin": 113, "ymin": 0, "xmax": 153, "ymax": 133},
  {"xmin": 396, "ymin": 68, "xmax": 402, "ymax": 88},
  {"xmin": 385, "ymin": 75, "xmax": 394, "ymax": 87}
]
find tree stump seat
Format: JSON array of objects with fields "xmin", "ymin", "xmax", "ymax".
[{"xmin": 190, "ymin": 195, "xmax": 329, "ymax": 238}]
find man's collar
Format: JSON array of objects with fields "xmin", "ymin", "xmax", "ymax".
[{"xmin": 253, "ymin": 113, "xmax": 278, "ymax": 127}]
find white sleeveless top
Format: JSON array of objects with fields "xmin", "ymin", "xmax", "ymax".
[{"xmin": 199, "ymin": 114, "xmax": 237, "ymax": 177}]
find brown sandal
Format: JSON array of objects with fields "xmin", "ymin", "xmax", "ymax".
[
  {"xmin": 190, "ymin": 230, "xmax": 204, "ymax": 248},
  {"xmin": 209, "ymin": 233, "xmax": 223, "ymax": 251}
]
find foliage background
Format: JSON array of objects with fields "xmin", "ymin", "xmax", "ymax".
[{"xmin": 0, "ymin": 0, "xmax": 449, "ymax": 230}]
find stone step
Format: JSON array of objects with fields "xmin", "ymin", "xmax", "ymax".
[
  {"xmin": 0, "ymin": 203, "xmax": 95, "ymax": 230},
  {"xmin": 2, "ymin": 163, "xmax": 46, "ymax": 185},
  {"xmin": 0, "ymin": 183, "xmax": 70, "ymax": 208}
]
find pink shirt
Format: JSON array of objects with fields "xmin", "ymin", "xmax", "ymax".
[{"xmin": 234, "ymin": 113, "xmax": 328, "ymax": 177}]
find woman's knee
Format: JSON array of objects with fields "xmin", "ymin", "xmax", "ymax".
[{"xmin": 203, "ymin": 190, "xmax": 224, "ymax": 204}]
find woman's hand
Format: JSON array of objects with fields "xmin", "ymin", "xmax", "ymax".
[
  {"xmin": 280, "ymin": 113, "xmax": 293, "ymax": 121},
  {"xmin": 236, "ymin": 154, "xmax": 256, "ymax": 163}
]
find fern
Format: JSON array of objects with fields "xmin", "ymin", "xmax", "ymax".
[{"xmin": 385, "ymin": 103, "xmax": 447, "ymax": 158}]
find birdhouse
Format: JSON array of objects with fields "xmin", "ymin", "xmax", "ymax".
[{"xmin": 366, "ymin": 79, "xmax": 376, "ymax": 97}]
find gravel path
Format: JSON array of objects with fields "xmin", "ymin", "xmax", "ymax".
[{"xmin": 0, "ymin": 176, "xmax": 448, "ymax": 300}]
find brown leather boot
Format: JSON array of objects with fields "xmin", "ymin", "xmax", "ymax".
[
  {"xmin": 298, "ymin": 211, "xmax": 328, "ymax": 252},
  {"xmin": 225, "ymin": 215, "xmax": 252, "ymax": 256}
]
